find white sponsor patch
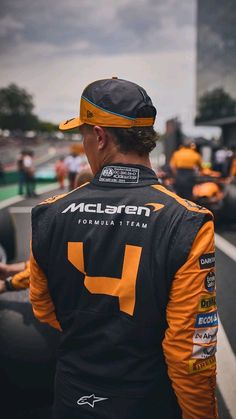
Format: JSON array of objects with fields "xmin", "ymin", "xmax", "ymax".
[
  {"xmin": 192, "ymin": 344, "xmax": 217, "ymax": 359},
  {"xmin": 193, "ymin": 327, "xmax": 218, "ymax": 344},
  {"xmin": 99, "ymin": 166, "xmax": 140, "ymax": 183}
]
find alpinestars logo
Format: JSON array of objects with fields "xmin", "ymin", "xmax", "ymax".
[{"xmin": 77, "ymin": 394, "xmax": 108, "ymax": 408}]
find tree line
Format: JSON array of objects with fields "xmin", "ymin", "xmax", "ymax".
[
  {"xmin": 196, "ymin": 87, "xmax": 236, "ymax": 123},
  {"xmin": 1, "ymin": 83, "xmax": 236, "ymax": 132},
  {"xmin": 0, "ymin": 84, "xmax": 58, "ymax": 132}
]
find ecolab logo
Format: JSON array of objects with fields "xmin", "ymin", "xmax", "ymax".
[
  {"xmin": 195, "ymin": 310, "xmax": 218, "ymax": 328},
  {"xmin": 62, "ymin": 202, "xmax": 151, "ymax": 217}
]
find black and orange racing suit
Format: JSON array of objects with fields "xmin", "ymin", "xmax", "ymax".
[{"xmin": 30, "ymin": 164, "xmax": 218, "ymax": 419}]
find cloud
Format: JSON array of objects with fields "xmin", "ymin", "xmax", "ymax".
[
  {"xmin": 0, "ymin": 46, "xmax": 204, "ymax": 134},
  {"xmin": 0, "ymin": 0, "xmax": 194, "ymax": 56},
  {"xmin": 0, "ymin": 0, "xmax": 220, "ymax": 137},
  {"xmin": 0, "ymin": 15, "xmax": 25, "ymax": 37}
]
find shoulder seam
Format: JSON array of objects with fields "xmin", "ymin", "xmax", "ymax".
[
  {"xmin": 151, "ymin": 184, "xmax": 212, "ymax": 215},
  {"xmin": 39, "ymin": 182, "xmax": 90, "ymax": 206}
]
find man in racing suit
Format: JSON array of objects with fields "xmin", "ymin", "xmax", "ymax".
[{"xmin": 30, "ymin": 77, "xmax": 218, "ymax": 418}]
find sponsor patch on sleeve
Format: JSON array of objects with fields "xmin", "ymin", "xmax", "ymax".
[
  {"xmin": 198, "ymin": 294, "xmax": 216, "ymax": 311},
  {"xmin": 192, "ymin": 344, "xmax": 217, "ymax": 359},
  {"xmin": 189, "ymin": 356, "xmax": 216, "ymax": 374},
  {"xmin": 204, "ymin": 271, "xmax": 216, "ymax": 292},
  {"xmin": 193, "ymin": 327, "xmax": 218, "ymax": 344},
  {"xmin": 199, "ymin": 252, "xmax": 215, "ymax": 269},
  {"xmin": 195, "ymin": 310, "xmax": 218, "ymax": 328}
]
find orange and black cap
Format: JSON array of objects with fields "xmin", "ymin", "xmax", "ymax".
[{"xmin": 59, "ymin": 77, "xmax": 156, "ymax": 130}]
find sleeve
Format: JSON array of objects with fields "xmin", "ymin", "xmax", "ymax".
[
  {"xmin": 11, "ymin": 260, "xmax": 30, "ymax": 290},
  {"xmin": 162, "ymin": 220, "xmax": 218, "ymax": 418},
  {"xmin": 29, "ymin": 247, "xmax": 62, "ymax": 331}
]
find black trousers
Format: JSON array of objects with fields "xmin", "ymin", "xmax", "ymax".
[
  {"xmin": 175, "ymin": 168, "xmax": 196, "ymax": 200},
  {"xmin": 53, "ymin": 394, "xmax": 181, "ymax": 419},
  {"xmin": 52, "ymin": 373, "xmax": 181, "ymax": 419}
]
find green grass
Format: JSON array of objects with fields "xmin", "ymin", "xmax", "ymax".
[
  {"xmin": 0, "ymin": 184, "xmax": 20, "ymax": 200},
  {"xmin": 0, "ymin": 182, "xmax": 56, "ymax": 201}
]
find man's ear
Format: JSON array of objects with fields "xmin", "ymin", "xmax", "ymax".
[{"xmin": 93, "ymin": 126, "xmax": 107, "ymax": 150}]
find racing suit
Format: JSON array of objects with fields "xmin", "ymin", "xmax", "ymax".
[{"xmin": 30, "ymin": 164, "xmax": 218, "ymax": 419}]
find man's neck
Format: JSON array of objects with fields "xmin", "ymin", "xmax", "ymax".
[{"xmin": 102, "ymin": 153, "xmax": 152, "ymax": 169}]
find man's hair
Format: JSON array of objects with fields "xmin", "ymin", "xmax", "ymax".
[
  {"xmin": 108, "ymin": 127, "xmax": 158, "ymax": 156},
  {"xmin": 83, "ymin": 124, "xmax": 158, "ymax": 155}
]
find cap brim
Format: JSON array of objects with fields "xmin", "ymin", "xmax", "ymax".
[{"xmin": 59, "ymin": 117, "xmax": 83, "ymax": 131}]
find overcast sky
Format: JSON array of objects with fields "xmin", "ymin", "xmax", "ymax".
[{"xmin": 0, "ymin": 0, "xmax": 220, "ymax": 137}]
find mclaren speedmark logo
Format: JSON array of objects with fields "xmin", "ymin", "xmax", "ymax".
[{"xmin": 62, "ymin": 202, "xmax": 164, "ymax": 217}]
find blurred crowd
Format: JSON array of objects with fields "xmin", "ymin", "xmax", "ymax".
[
  {"xmin": 0, "ymin": 165, "xmax": 94, "ymax": 294},
  {"xmin": 157, "ymin": 141, "xmax": 236, "ymax": 199},
  {"xmin": 54, "ymin": 143, "xmax": 92, "ymax": 191},
  {"xmin": 1, "ymin": 137, "xmax": 235, "ymax": 296},
  {"xmin": 0, "ymin": 137, "xmax": 235, "ymax": 208}
]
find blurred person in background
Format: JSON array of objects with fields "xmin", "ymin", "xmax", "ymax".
[
  {"xmin": 221, "ymin": 147, "xmax": 234, "ymax": 178},
  {"xmin": 55, "ymin": 156, "xmax": 67, "ymax": 189},
  {"xmin": 23, "ymin": 150, "xmax": 37, "ymax": 198},
  {"xmin": 29, "ymin": 77, "xmax": 218, "ymax": 419},
  {"xmin": 213, "ymin": 146, "xmax": 228, "ymax": 174},
  {"xmin": 0, "ymin": 161, "xmax": 5, "ymax": 185},
  {"xmin": 0, "ymin": 260, "xmax": 30, "ymax": 293},
  {"xmin": 156, "ymin": 164, "xmax": 175, "ymax": 192},
  {"xmin": 74, "ymin": 166, "xmax": 93, "ymax": 187},
  {"xmin": 17, "ymin": 150, "xmax": 26, "ymax": 195},
  {"xmin": 229, "ymin": 147, "xmax": 236, "ymax": 178},
  {"xmin": 0, "ymin": 169, "xmax": 94, "ymax": 294},
  {"xmin": 64, "ymin": 148, "xmax": 82, "ymax": 191},
  {"xmin": 170, "ymin": 140, "xmax": 202, "ymax": 200}
]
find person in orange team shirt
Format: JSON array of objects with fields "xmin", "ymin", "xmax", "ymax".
[{"xmin": 170, "ymin": 141, "xmax": 202, "ymax": 200}]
